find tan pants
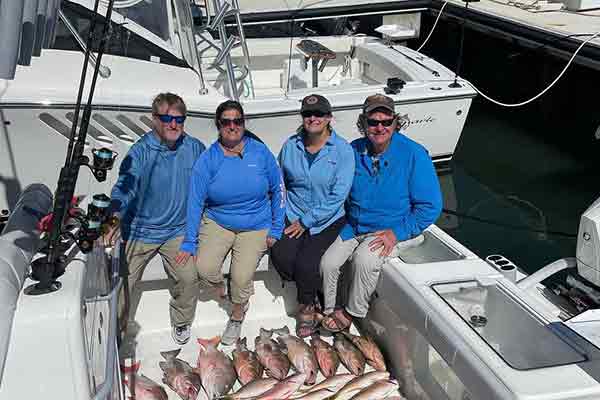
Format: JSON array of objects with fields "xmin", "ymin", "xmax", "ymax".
[
  {"xmin": 196, "ymin": 216, "xmax": 268, "ymax": 304},
  {"xmin": 119, "ymin": 235, "xmax": 199, "ymax": 328}
]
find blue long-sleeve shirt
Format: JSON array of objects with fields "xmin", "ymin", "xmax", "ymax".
[
  {"xmin": 181, "ymin": 136, "xmax": 285, "ymax": 255},
  {"xmin": 110, "ymin": 131, "xmax": 206, "ymax": 243},
  {"xmin": 278, "ymin": 129, "xmax": 355, "ymax": 235},
  {"xmin": 340, "ymin": 132, "xmax": 442, "ymax": 241}
]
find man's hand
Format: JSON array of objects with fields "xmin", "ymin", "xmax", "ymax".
[
  {"xmin": 368, "ymin": 229, "xmax": 398, "ymax": 258},
  {"xmin": 266, "ymin": 237, "xmax": 277, "ymax": 248},
  {"xmin": 102, "ymin": 220, "xmax": 121, "ymax": 247},
  {"xmin": 284, "ymin": 220, "xmax": 306, "ymax": 239},
  {"xmin": 175, "ymin": 251, "xmax": 195, "ymax": 265}
]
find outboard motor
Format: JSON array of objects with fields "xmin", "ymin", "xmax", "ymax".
[{"xmin": 576, "ymin": 197, "xmax": 600, "ymax": 286}]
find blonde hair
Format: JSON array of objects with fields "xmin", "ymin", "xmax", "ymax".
[{"xmin": 151, "ymin": 92, "xmax": 187, "ymax": 115}]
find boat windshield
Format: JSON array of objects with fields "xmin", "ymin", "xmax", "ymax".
[{"xmin": 118, "ymin": 0, "xmax": 170, "ymax": 42}]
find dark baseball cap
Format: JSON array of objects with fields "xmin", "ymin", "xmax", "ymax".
[
  {"xmin": 301, "ymin": 94, "xmax": 332, "ymax": 114},
  {"xmin": 363, "ymin": 94, "xmax": 395, "ymax": 114}
]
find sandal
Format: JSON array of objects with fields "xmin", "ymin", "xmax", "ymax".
[
  {"xmin": 296, "ymin": 305, "xmax": 319, "ymax": 338},
  {"xmin": 321, "ymin": 308, "xmax": 352, "ymax": 333}
]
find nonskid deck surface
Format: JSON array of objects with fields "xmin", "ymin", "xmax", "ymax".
[{"xmin": 120, "ymin": 269, "xmax": 371, "ymax": 399}]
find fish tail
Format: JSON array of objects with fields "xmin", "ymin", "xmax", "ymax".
[
  {"xmin": 197, "ymin": 336, "xmax": 221, "ymax": 350},
  {"xmin": 259, "ymin": 327, "xmax": 273, "ymax": 338},
  {"xmin": 237, "ymin": 336, "xmax": 247, "ymax": 350},
  {"xmin": 272, "ymin": 326, "xmax": 290, "ymax": 336},
  {"xmin": 160, "ymin": 349, "xmax": 181, "ymax": 360}
]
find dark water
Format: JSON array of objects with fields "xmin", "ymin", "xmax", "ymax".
[{"xmin": 419, "ymin": 17, "xmax": 600, "ymax": 273}]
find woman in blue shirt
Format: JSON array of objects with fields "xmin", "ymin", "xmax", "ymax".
[
  {"xmin": 176, "ymin": 100, "xmax": 285, "ymax": 345},
  {"xmin": 271, "ymin": 94, "xmax": 355, "ymax": 337}
]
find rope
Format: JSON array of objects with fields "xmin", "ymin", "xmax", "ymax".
[{"xmin": 417, "ymin": 0, "xmax": 449, "ymax": 52}]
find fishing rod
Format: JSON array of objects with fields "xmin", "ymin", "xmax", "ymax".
[{"xmin": 30, "ymin": 0, "xmax": 118, "ymax": 295}]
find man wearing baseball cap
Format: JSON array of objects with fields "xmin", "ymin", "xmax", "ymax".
[{"xmin": 320, "ymin": 93, "xmax": 442, "ymax": 332}]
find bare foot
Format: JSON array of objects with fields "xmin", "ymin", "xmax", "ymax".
[{"xmin": 231, "ymin": 302, "xmax": 247, "ymax": 321}]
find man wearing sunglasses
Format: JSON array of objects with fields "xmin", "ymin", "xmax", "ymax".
[
  {"xmin": 107, "ymin": 92, "xmax": 206, "ymax": 346},
  {"xmin": 320, "ymin": 93, "xmax": 442, "ymax": 333}
]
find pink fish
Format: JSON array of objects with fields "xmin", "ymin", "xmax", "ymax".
[
  {"xmin": 333, "ymin": 334, "xmax": 365, "ymax": 376},
  {"xmin": 121, "ymin": 362, "xmax": 168, "ymax": 400},
  {"xmin": 255, "ymin": 328, "xmax": 291, "ymax": 380},
  {"xmin": 232, "ymin": 337, "xmax": 264, "ymax": 385},
  {"xmin": 158, "ymin": 350, "xmax": 204, "ymax": 400},
  {"xmin": 247, "ymin": 372, "xmax": 307, "ymax": 400},
  {"xmin": 310, "ymin": 334, "xmax": 340, "ymax": 378},
  {"xmin": 196, "ymin": 337, "xmax": 237, "ymax": 399},
  {"xmin": 342, "ymin": 332, "xmax": 386, "ymax": 372},
  {"xmin": 272, "ymin": 326, "xmax": 318, "ymax": 385}
]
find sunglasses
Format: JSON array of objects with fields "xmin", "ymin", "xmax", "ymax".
[
  {"xmin": 219, "ymin": 118, "xmax": 244, "ymax": 127},
  {"xmin": 301, "ymin": 110, "xmax": 328, "ymax": 119},
  {"xmin": 366, "ymin": 118, "xmax": 395, "ymax": 127},
  {"xmin": 157, "ymin": 114, "xmax": 186, "ymax": 124}
]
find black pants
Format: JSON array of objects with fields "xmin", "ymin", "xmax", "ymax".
[{"xmin": 270, "ymin": 216, "xmax": 345, "ymax": 305}]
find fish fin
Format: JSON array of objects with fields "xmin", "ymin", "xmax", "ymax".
[
  {"xmin": 120, "ymin": 360, "xmax": 141, "ymax": 374},
  {"xmin": 158, "ymin": 361, "xmax": 167, "ymax": 371},
  {"xmin": 160, "ymin": 349, "xmax": 181, "ymax": 360},
  {"xmin": 239, "ymin": 336, "xmax": 247, "ymax": 349}
]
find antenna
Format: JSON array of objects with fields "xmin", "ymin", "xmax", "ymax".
[{"xmin": 449, "ymin": 0, "xmax": 479, "ymax": 88}]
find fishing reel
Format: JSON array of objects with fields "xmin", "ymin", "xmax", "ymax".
[
  {"xmin": 79, "ymin": 147, "xmax": 118, "ymax": 182},
  {"xmin": 77, "ymin": 194, "xmax": 112, "ymax": 253}
]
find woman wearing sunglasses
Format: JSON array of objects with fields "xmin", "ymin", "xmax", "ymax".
[
  {"xmin": 319, "ymin": 94, "xmax": 443, "ymax": 332},
  {"xmin": 270, "ymin": 94, "xmax": 355, "ymax": 338},
  {"xmin": 177, "ymin": 100, "xmax": 285, "ymax": 345}
]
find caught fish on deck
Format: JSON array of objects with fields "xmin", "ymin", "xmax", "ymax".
[
  {"xmin": 330, "ymin": 371, "xmax": 390, "ymax": 400},
  {"xmin": 271, "ymin": 326, "xmax": 319, "ymax": 385},
  {"xmin": 232, "ymin": 337, "xmax": 264, "ymax": 385},
  {"xmin": 333, "ymin": 334, "xmax": 365, "ymax": 376},
  {"xmin": 292, "ymin": 388, "xmax": 337, "ymax": 399},
  {"xmin": 310, "ymin": 334, "xmax": 340, "ymax": 377},
  {"xmin": 255, "ymin": 327, "xmax": 291, "ymax": 380},
  {"xmin": 348, "ymin": 379, "xmax": 400, "ymax": 399},
  {"xmin": 196, "ymin": 337, "xmax": 237, "ymax": 399},
  {"xmin": 121, "ymin": 361, "xmax": 168, "ymax": 400},
  {"xmin": 245, "ymin": 372, "xmax": 307, "ymax": 400},
  {"xmin": 219, "ymin": 378, "xmax": 279, "ymax": 400},
  {"xmin": 290, "ymin": 373, "xmax": 355, "ymax": 398},
  {"xmin": 158, "ymin": 349, "xmax": 205, "ymax": 400},
  {"xmin": 342, "ymin": 332, "xmax": 386, "ymax": 371}
]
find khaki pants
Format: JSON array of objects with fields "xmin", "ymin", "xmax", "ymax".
[
  {"xmin": 119, "ymin": 235, "xmax": 199, "ymax": 328},
  {"xmin": 320, "ymin": 234, "xmax": 424, "ymax": 318},
  {"xmin": 196, "ymin": 216, "xmax": 268, "ymax": 304}
]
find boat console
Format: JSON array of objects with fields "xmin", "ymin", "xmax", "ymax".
[{"xmin": 365, "ymin": 206, "xmax": 600, "ymax": 400}]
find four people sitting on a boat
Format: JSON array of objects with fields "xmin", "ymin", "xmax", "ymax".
[{"xmin": 107, "ymin": 91, "xmax": 442, "ymax": 346}]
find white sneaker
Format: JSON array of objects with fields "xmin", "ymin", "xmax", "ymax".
[{"xmin": 172, "ymin": 325, "xmax": 191, "ymax": 345}]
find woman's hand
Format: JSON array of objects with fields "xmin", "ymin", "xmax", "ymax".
[
  {"xmin": 368, "ymin": 230, "xmax": 398, "ymax": 257},
  {"xmin": 266, "ymin": 237, "xmax": 277, "ymax": 248},
  {"xmin": 284, "ymin": 220, "xmax": 306, "ymax": 239},
  {"xmin": 175, "ymin": 251, "xmax": 194, "ymax": 265}
]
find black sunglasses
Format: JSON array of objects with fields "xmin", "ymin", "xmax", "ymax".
[
  {"xmin": 219, "ymin": 118, "xmax": 244, "ymax": 127},
  {"xmin": 366, "ymin": 118, "xmax": 395, "ymax": 127},
  {"xmin": 301, "ymin": 110, "xmax": 328, "ymax": 119}
]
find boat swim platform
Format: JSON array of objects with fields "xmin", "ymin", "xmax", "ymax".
[{"xmin": 432, "ymin": 0, "xmax": 600, "ymax": 69}]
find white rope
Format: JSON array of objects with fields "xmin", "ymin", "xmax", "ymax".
[
  {"xmin": 417, "ymin": 0, "xmax": 449, "ymax": 52},
  {"xmin": 467, "ymin": 31, "xmax": 600, "ymax": 107}
]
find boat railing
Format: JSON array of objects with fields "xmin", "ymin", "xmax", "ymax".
[{"xmin": 193, "ymin": 0, "xmax": 255, "ymax": 100}]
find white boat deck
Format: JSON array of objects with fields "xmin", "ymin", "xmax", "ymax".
[
  {"xmin": 120, "ymin": 268, "xmax": 372, "ymax": 399},
  {"xmin": 443, "ymin": 0, "xmax": 600, "ymax": 46}
]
